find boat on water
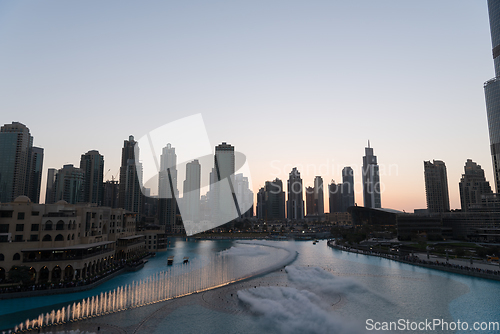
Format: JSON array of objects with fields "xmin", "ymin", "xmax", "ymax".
[
  {"xmin": 183, "ymin": 257, "xmax": 189, "ymax": 264},
  {"xmin": 167, "ymin": 256, "xmax": 174, "ymax": 265}
]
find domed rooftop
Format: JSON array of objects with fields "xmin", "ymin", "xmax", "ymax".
[
  {"xmin": 55, "ymin": 200, "xmax": 68, "ymax": 205},
  {"xmin": 13, "ymin": 195, "xmax": 31, "ymax": 203}
]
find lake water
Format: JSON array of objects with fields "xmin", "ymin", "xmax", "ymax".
[{"xmin": 2, "ymin": 239, "xmax": 500, "ymax": 333}]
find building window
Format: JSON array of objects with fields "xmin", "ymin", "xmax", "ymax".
[
  {"xmin": 0, "ymin": 254, "xmax": 4, "ymax": 261},
  {"xmin": 31, "ymin": 224, "xmax": 39, "ymax": 231},
  {"xmin": 0, "ymin": 224, "xmax": 8, "ymax": 233},
  {"xmin": 13, "ymin": 253, "xmax": 21, "ymax": 261},
  {"xmin": 14, "ymin": 235, "xmax": 23, "ymax": 242},
  {"xmin": 0, "ymin": 211, "xmax": 13, "ymax": 218},
  {"xmin": 15, "ymin": 224, "xmax": 24, "ymax": 232},
  {"xmin": 31, "ymin": 211, "xmax": 39, "ymax": 216},
  {"xmin": 30, "ymin": 235, "xmax": 39, "ymax": 242},
  {"xmin": 0, "ymin": 235, "xmax": 7, "ymax": 242},
  {"xmin": 17, "ymin": 212, "xmax": 25, "ymax": 220}
]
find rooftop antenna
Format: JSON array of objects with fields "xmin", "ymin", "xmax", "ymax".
[{"xmin": 368, "ymin": 140, "xmax": 370, "ymax": 148}]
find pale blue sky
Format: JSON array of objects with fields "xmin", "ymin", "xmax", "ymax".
[{"xmin": 0, "ymin": 0, "xmax": 493, "ymax": 211}]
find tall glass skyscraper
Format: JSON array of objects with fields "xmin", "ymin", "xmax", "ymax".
[
  {"xmin": 485, "ymin": 0, "xmax": 500, "ymax": 192},
  {"xmin": 362, "ymin": 141, "xmax": 381, "ymax": 209}
]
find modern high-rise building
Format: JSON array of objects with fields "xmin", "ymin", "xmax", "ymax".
[
  {"xmin": 305, "ymin": 186, "xmax": 315, "ymax": 216},
  {"xmin": 459, "ymin": 159, "xmax": 493, "ymax": 212},
  {"xmin": 80, "ymin": 150, "xmax": 104, "ymax": 205},
  {"xmin": 314, "ymin": 176, "xmax": 325, "ymax": 217},
  {"xmin": 118, "ymin": 136, "xmax": 142, "ymax": 215},
  {"xmin": 362, "ymin": 141, "xmax": 381, "ymax": 208},
  {"xmin": 485, "ymin": 0, "xmax": 500, "ymax": 192},
  {"xmin": 182, "ymin": 159, "xmax": 201, "ymax": 223},
  {"xmin": 287, "ymin": 167, "xmax": 304, "ymax": 220},
  {"xmin": 328, "ymin": 180, "xmax": 342, "ymax": 213},
  {"xmin": 27, "ymin": 146, "xmax": 44, "ymax": 203},
  {"xmin": 341, "ymin": 166, "xmax": 355, "ymax": 210},
  {"xmin": 424, "ymin": 160, "xmax": 450, "ymax": 213},
  {"xmin": 256, "ymin": 178, "xmax": 285, "ymax": 221},
  {"xmin": 234, "ymin": 173, "xmax": 253, "ymax": 217},
  {"xmin": 211, "ymin": 142, "xmax": 239, "ymax": 221},
  {"xmin": 0, "ymin": 122, "xmax": 43, "ymax": 203},
  {"xmin": 103, "ymin": 180, "xmax": 119, "ymax": 208},
  {"xmin": 45, "ymin": 168, "xmax": 58, "ymax": 204},
  {"xmin": 54, "ymin": 164, "xmax": 85, "ymax": 204},
  {"xmin": 158, "ymin": 143, "xmax": 178, "ymax": 232}
]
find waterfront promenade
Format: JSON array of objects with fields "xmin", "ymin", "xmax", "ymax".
[{"xmin": 327, "ymin": 240, "xmax": 500, "ymax": 281}]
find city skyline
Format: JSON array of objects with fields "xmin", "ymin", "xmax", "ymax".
[{"xmin": 0, "ymin": 1, "xmax": 494, "ymax": 212}]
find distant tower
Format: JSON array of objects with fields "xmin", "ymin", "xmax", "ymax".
[
  {"xmin": 158, "ymin": 143, "xmax": 178, "ymax": 232},
  {"xmin": 341, "ymin": 167, "xmax": 355, "ymax": 211},
  {"xmin": 183, "ymin": 159, "xmax": 201, "ymax": 223},
  {"xmin": 80, "ymin": 150, "xmax": 104, "ymax": 205},
  {"xmin": 234, "ymin": 173, "xmax": 253, "ymax": 217},
  {"xmin": 0, "ymin": 122, "xmax": 43, "ymax": 203},
  {"xmin": 424, "ymin": 160, "xmax": 450, "ymax": 213},
  {"xmin": 257, "ymin": 178, "xmax": 285, "ymax": 221},
  {"xmin": 459, "ymin": 159, "xmax": 492, "ymax": 211},
  {"xmin": 484, "ymin": 0, "xmax": 500, "ymax": 192},
  {"xmin": 362, "ymin": 141, "xmax": 381, "ymax": 208},
  {"xmin": 45, "ymin": 168, "xmax": 58, "ymax": 204},
  {"xmin": 305, "ymin": 186, "xmax": 315, "ymax": 216},
  {"xmin": 314, "ymin": 176, "xmax": 325, "ymax": 217},
  {"xmin": 287, "ymin": 167, "xmax": 304, "ymax": 220},
  {"xmin": 28, "ymin": 146, "xmax": 44, "ymax": 203},
  {"xmin": 118, "ymin": 135, "xmax": 142, "ymax": 214},
  {"xmin": 213, "ymin": 142, "xmax": 240, "ymax": 221},
  {"xmin": 329, "ymin": 180, "xmax": 342, "ymax": 213},
  {"xmin": 54, "ymin": 164, "xmax": 85, "ymax": 204}
]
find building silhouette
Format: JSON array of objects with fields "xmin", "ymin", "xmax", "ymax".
[
  {"xmin": 484, "ymin": 0, "xmax": 500, "ymax": 192},
  {"xmin": 118, "ymin": 136, "xmax": 142, "ymax": 215},
  {"xmin": 0, "ymin": 122, "xmax": 43, "ymax": 203},
  {"xmin": 287, "ymin": 167, "xmax": 304, "ymax": 220},
  {"xmin": 158, "ymin": 143, "xmax": 178, "ymax": 233},
  {"xmin": 211, "ymin": 142, "xmax": 239, "ymax": 222},
  {"xmin": 314, "ymin": 176, "xmax": 325, "ymax": 217},
  {"xmin": 234, "ymin": 173, "xmax": 253, "ymax": 218},
  {"xmin": 329, "ymin": 180, "xmax": 342, "ymax": 213},
  {"xmin": 45, "ymin": 168, "xmax": 58, "ymax": 204},
  {"xmin": 459, "ymin": 159, "xmax": 493, "ymax": 212},
  {"xmin": 256, "ymin": 178, "xmax": 285, "ymax": 221},
  {"xmin": 305, "ymin": 186, "xmax": 315, "ymax": 216},
  {"xmin": 362, "ymin": 141, "xmax": 381, "ymax": 208},
  {"xmin": 28, "ymin": 146, "xmax": 44, "ymax": 204},
  {"xmin": 182, "ymin": 159, "xmax": 201, "ymax": 223},
  {"xmin": 424, "ymin": 160, "xmax": 450, "ymax": 213},
  {"xmin": 341, "ymin": 167, "xmax": 355, "ymax": 211},
  {"xmin": 80, "ymin": 150, "xmax": 104, "ymax": 205},
  {"xmin": 54, "ymin": 164, "xmax": 85, "ymax": 204}
]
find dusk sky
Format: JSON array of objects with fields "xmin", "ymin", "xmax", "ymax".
[{"xmin": 0, "ymin": 0, "xmax": 494, "ymax": 212}]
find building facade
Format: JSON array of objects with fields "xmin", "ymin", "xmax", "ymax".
[
  {"xmin": 362, "ymin": 142, "xmax": 381, "ymax": 208},
  {"xmin": 80, "ymin": 150, "xmax": 104, "ymax": 205},
  {"xmin": 118, "ymin": 136, "xmax": 142, "ymax": 216},
  {"xmin": 459, "ymin": 159, "xmax": 493, "ymax": 212},
  {"xmin": 424, "ymin": 160, "xmax": 450, "ymax": 213},
  {"xmin": 287, "ymin": 167, "xmax": 304, "ymax": 220},
  {"xmin": 341, "ymin": 166, "xmax": 355, "ymax": 210},
  {"xmin": 484, "ymin": 0, "xmax": 500, "ymax": 192},
  {"xmin": 0, "ymin": 122, "xmax": 43, "ymax": 204},
  {"xmin": 54, "ymin": 164, "xmax": 85, "ymax": 204}
]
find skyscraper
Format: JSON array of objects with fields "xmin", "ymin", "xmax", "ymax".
[
  {"xmin": 234, "ymin": 173, "xmax": 253, "ymax": 217},
  {"xmin": 182, "ymin": 159, "xmax": 201, "ymax": 223},
  {"xmin": 54, "ymin": 164, "xmax": 85, "ymax": 204},
  {"xmin": 328, "ymin": 180, "xmax": 342, "ymax": 213},
  {"xmin": 314, "ymin": 176, "xmax": 325, "ymax": 217},
  {"xmin": 459, "ymin": 159, "xmax": 492, "ymax": 212},
  {"xmin": 341, "ymin": 166, "xmax": 355, "ymax": 210},
  {"xmin": 45, "ymin": 168, "xmax": 58, "ymax": 204},
  {"xmin": 0, "ymin": 122, "xmax": 43, "ymax": 203},
  {"xmin": 257, "ymin": 178, "xmax": 285, "ymax": 221},
  {"xmin": 213, "ymin": 142, "xmax": 239, "ymax": 220},
  {"xmin": 158, "ymin": 143, "xmax": 178, "ymax": 232},
  {"xmin": 424, "ymin": 160, "xmax": 450, "ymax": 213},
  {"xmin": 27, "ymin": 146, "xmax": 44, "ymax": 203},
  {"xmin": 118, "ymin": 136, "xmax": 142, "ymax": 215},
  {"xmin": 485, "ymin": 0, "xmax": 500, "ymax": 192},
  {"xmin": 305, "ymin": 186, "xmax": 315, "ymax": 216},
  {"xmin": 80, "ymin": 150, "xmax": 104, "ymax": 205},
  {"xmin": 287, "ymin": 167, "xmax": 304, "ymax": 220},
  {"xmin": 362, "ymin": 141, "xmax": 381, "ymax": 208}
]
